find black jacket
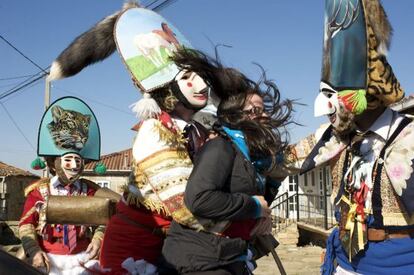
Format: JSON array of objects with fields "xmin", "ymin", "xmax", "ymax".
[{"xmin": 162, "ymin": 135, "xmax": 277, "ymax": 273}]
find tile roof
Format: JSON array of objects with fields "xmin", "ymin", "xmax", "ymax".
[
  {"xmin": 84, "ymin": 148, "xmax": 132, "ymax": 171},
  {"xmin": 0, "ymin": 161, "xmax": 39, "ymax": 177}
]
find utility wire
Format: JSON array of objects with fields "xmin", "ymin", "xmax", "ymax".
[
  {"xmin": 0, "ymin": 73, "xmax": 47, "ymax": 101},
  {"xmin": 0, "ymin": 102, "xmax": 35, "ymax": 151},
  {"xmin": 152, "ymin": 0, "xmax": 177, "ymax": 11},
  {"xmin": 145, "ymin": 0, "xmax": 162, "ymax": 9},
  {"xmin": 0, "ymin": 34, "xmax": 48, "ymax": 74},
  {"xmin": 2, "ymin": 80, "xmax": 42, "ymax": 103},
  {"xmin": 53, "ymin": 86, "xmax": 135, "ymax": 116},
  {"xmin": 0, "ymin": 0, "xmax": 176, "ymax": 102},
  {"xmin": 0, "ymin": 73, "xmax": 38, "ymax": 81}
]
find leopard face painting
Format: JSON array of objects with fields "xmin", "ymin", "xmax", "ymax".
[{"xmin": 47, "ymin": 105, "xmax": 91, "ymax": 150}]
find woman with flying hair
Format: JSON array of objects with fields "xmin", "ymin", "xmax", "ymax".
[{"xmin": 162, "ymin": 49, "xmax": 294, "ymax": 274}]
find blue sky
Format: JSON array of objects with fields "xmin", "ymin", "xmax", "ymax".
[{"xmin": 0, "ymin": 0, "xmax": 413, "ymax": 173}]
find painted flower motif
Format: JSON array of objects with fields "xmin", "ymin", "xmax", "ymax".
[
  {"xmin": 314, "ymin": 135, "xmax": 346, "ymax": 166},
  {"xmin": 385, "ymin": 122, "xmax": 414, "ymax": 196}
]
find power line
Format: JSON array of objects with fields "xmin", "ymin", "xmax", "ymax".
[
  {"xmin": 2, "ymin": 80, "xmax": 42, "ymax": 103},
  {"xmin": 53, "ymin": 85, "xmax": 135, "ymax": 116},
  {"xmin": 0, "ymin": 73, "xmax": 47, "ymax": 101},
  {"xmin": 0, "ymin": 73, "xmax": 38, "ymax": 81},
  {"xmin": 0, "ymin": 102, "xmax": 35, "ymax": 151},
  {"xmin": 0, "ymin": 0, "xmax": 177, "ymax": 103},
  {"xmin": 0, "ymin": 34, "xmax": 48, "ymax": 74},
  {"xmin": 152, "ymin": 0, "xmax": 178, "ymax": 11},
  {"xmin": 145, "ymin": 0, "xmax": 162, "ymax": 9}
]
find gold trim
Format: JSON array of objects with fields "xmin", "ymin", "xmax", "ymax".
[
  {"xmin": 24, "ymin": 178, "xmax": 49, "ymax": 197},
  {"xmin": 137, "ymin": 149, "xmax": 191, "ymax": 171}
]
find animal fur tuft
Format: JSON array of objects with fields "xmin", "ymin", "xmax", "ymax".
[
  {"xmin": 48, "ymin": 1, "xmax": 140, "ymax": 81},
  {"xmin": 363, "ymin": 0, "xmax": 392, "ymax": 53}
]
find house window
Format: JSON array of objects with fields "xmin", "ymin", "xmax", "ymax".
[
  {"xmin": 304, "ymin": 174, "xmax": 308, "ymax": 186},
  {"xmin": 311, "ymin": 171, "xmax": 316, "ymax": 186},
  {"xmin": 96, "ymin": 181, "xmax": 110, "ymax": 189},
  {"xmin": 289, "ymin": 196, "xmax": 296, "ymax": 211}
]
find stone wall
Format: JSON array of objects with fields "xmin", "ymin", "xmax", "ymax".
[{"xmin": 3, "ymin": 176, "xmax": 38, "ymax": 221}]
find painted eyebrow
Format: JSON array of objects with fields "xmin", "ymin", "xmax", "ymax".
[
  {"xmin": 321, "ymin": 88, "xmax": 335, "ymax": 93},
  {"xmin": 182, "ymin": 71, "xmax": 192, "ymax": 77}
]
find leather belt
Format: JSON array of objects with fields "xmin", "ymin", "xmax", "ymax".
[{"xmin": 367, "ymin": 228, "xmax": 414, "ymax": 242}]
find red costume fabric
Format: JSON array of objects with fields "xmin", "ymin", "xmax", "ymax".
[
  {"xmin": 223, "ymin": 220, "xmax": 257, "ymax": 241},
  {"xmin": 99, "ymin": 199, "xmax": 171, "ymax": 274},
  {"xmin": 19, "ymin": 180, "xmax": 96, "ymax": 255}
]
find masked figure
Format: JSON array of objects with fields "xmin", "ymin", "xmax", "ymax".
[
  {"xmin": 301, "ymin": 0, "xmax": 414, "ymax": 274},
  {"xmin": 19, "ymin": 97, "xmax": 105, "ymax": 274},
  {"xmin": 161, "ymin": 59, "xmax": 294, "ymax": 273},
  {"xmin": 44, "ymin": 3, "xmax": 225, "ymax": 273}
]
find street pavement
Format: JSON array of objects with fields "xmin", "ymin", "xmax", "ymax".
[
  {"xmin": 3, "ymin": 243, "xmax": 324, "ymax": 274},
  {"xmin": 255, "ymin": 244, "xmax": 323, "ymax": 275}
]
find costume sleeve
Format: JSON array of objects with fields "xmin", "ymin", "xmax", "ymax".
[
  {"xmin": 84, "ymin": 180, "xmax": 106, "ymax": 240},
  {"xmin": 132, "ymin": 118, "xmax": 174, "ymax": 162},
  {"xmin": 184, "ymin": 137, "xmax": 259, "ymax": 221},
  {"xmin": 18, "ymin": 187, "xmax": 44, "ymax": 257},
  {"xmin": 132, "ymin": 119, "xmax": 198, "ymax": 227},
  {"xmin": 92, "ymin": 225, "xmax": 105, "ymax": 242}
]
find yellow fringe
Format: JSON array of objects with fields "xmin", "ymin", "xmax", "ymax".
[
  {"xmin": 153, "ymin": 121, "xmax": 188, "ymax": 152},
  {"xmin": 124, "ymin": 192, "xmax": 170, "ymax": 216},
  {"xmin": 24, "ymin": 178, "xmax": 49, "ymax": 197}
]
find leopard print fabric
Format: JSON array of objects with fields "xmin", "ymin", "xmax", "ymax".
[
  {"xmin": 48, "ymin": 105, "xmax": 91, "ymax": 150},
  {"xmin": 366, "ymin": 25, "xmax": 404, "ymax": 109}
]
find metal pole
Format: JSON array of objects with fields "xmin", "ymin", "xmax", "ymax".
[
  {"xmin": 43, "ymin": 79, "xmax": 51, "ymax": 178},
  {"xmin": 256, "ymin": 235, "xmax": 287, "ymax": 275},
  {"xmin": 323, "ymin": 167, "xmax": 328, "ymax": 230},
  {"xmin": 44, "ymin": 79, "xmax": 51, "ymax": 110},
  {"xmin": 296, "ymin": 180, "xmax": 300, "ymax": 221},
  {"xmin": 285, "ymin": 192, "xmax": 289, "ymax": 220}
]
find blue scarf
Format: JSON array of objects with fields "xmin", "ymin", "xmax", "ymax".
[{"xmin": 222, "ymin": 127, "xmax": 269, "ymax": 191}]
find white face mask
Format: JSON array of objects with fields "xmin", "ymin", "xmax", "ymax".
[
  {"xmin": 58, "ymin": 153, "xmax": 84, "ymax": 183},
  {"xmin": 314, "ymin": 82, "xmax": 342, "ymax": 128},
  {"xmin": 174, "ymin": 70, "xmax": 209, "ymax": 109}
]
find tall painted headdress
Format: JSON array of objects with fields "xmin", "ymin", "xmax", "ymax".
[
  {"xmin": 47, "ymin": 2, "xmax": 195, "ymax": 120},
  {"xmin": 37, "ymin": 96, "xmax": 101, "ymax": 160},
  {"xmin": 316, "ymin": 0, "xmax": 404, "ymax": 117},
  {"xmin": 302, "ymin": 0, "xmax": 405, "ymax": 173}
]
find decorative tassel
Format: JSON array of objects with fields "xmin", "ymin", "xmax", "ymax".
[
  {"xmin": 94, "ymin": 163, "xmax": 107, "ymax": 175},
  {"xmin": 153, "ymin": 121, "xmax": 187, "ymax": 147},
  {"xmin": 130, "ymin": 93, "xmax": 161, "ymax": 120},
  {"xmin": 338, "ymin": 89, "xmax": 367, "ymax": 115},
  {"xmin": 31, "ymin": 157, "xmax": 46, "ymax": 170}
]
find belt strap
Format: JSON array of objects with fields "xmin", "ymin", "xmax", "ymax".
[
  {"xmin": 368, "ymin": 228, "xmax": 414, "ymax": 241},
  {"xmin": 371, "ymin": 116, "xmax": 412, "ymax": 227}
]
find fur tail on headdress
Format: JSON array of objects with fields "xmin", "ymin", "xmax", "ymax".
[
  {"xmin": 47, "ymin": 1, "xmax": 139, "ymax": 81},
  {"xmin": 363, "ymin": 0, "xmax": 392, "ymax": 55}
]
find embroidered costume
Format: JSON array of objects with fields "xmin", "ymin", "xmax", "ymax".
[
  {"xmin": 102, "ymin": 7, "xmax": 232, "ymax": 273},
  {"xmin": 301, "ymin": 0, "xmax": 414, "ymax": 274},
  {"xmin": 19, "ymin": 97, "xmax": 105, "ymax": 274},
  {"xmin": 45, "ymin": 3, "xmax": 221, "ymax": 273}
]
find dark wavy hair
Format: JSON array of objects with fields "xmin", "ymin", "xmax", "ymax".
[{"xmin": 171, "ymin": 48, "xmax": 294, "ymax": 171}]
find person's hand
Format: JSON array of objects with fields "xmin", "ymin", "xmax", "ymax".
[
  {"xmin": 207, "ymin": 131, "xmax": 218, "ymax": 141},
  {"xmin": 32, "ymin": 250, "xmax": 50, "ymax": 273},
  {"xmin": 85, "ymin": 238, "xmax": 101, "ymax": 261},
  {"xmin": 250, "ymin": 217, "xmax": 272, "ymax": 237},
  {"xmin": 253, "ymin": 195, "xmax": 271, "ymax": 217}
]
